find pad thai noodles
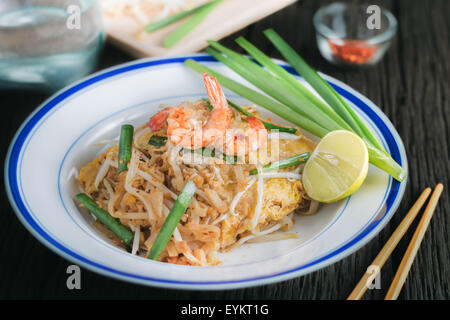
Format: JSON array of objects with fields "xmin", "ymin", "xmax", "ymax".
[{"xmin": 77, "ymin": 73, "xmax": 318, "ymax": 266}]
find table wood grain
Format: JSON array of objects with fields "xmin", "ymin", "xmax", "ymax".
[{"xmin": 1, "ymin": 0, "xmax": 448, "ymax": 300}]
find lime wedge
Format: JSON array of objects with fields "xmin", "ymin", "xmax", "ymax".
[{"xmin": 302, "ymin": 130, "xmax": 369, "ymax": 203}]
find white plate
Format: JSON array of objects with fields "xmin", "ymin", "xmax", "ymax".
[{"xmin": 5, "ymin": 54, "xmax": 407, "ymax": 290}]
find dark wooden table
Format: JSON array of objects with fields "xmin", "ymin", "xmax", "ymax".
[{"xmin": 1, "ymin": 0, "xmax": 448, "ymax": 300}]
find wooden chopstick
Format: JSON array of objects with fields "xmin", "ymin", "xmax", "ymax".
[
  {"xmin": 347, "ymin": 187, "xmax": 432, "ymax": 300},
  {"xmin": 385, "ymin": 183, "xmax": 444, "ymax": 300}
]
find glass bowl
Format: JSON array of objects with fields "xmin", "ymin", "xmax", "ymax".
[
  {"xmin": 0, "ymin": 0, "xmax": 104, "ymax": 93},
  {"xmin": 313, "ymin": 2, "xmax": 397, "ymax": 66}
]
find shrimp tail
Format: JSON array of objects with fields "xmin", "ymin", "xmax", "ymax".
[
  {"xmin": 203, "ymin": 72, "xmax": 228, "ymax": 109},
  {"xmin": 148, "ymin": 107, "xmax": 172, "ymax": 132}
]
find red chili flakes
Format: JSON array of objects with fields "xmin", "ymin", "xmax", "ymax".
[{"xmin": 328, "ymin": 39, "xmax": 377, "ymax": 64}]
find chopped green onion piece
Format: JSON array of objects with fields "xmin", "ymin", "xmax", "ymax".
[
  {"xmin": 145, "ymin": 2, "xmax": 214, "ymax": 33},
  {"xmin": 148, "ymin": 179, "xmax": 196, "ymax": 260},
  {"xmin": 149, "ymin": 135, "xmax": 168, "ymax": 146},
  {"xmin": 164, "ymin": 0, "xmax": 222, "ymax": 48},
  {"xmin": 249, "ymin": 153, "xmax": 310, "ymax": 175},
  {"xmin": 263, "ymin": 28, "xmax": 386, "ymax": 153},
  {"xmin": 76, "ymin": 193, "xmax": 134, "ymax": 249},
  {"xmin": 118, "ymin": 124, "xmax": 134, "ymax": 173},
  {"xmin": 184, "ymin": 59, "xmax": 329, "ymax": 137}
]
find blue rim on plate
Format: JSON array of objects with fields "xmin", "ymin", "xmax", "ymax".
[{"xmin": 4, "ymin": 55, "xmax": 407, "ymax": 289}]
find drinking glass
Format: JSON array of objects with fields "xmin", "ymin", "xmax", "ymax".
[{"xmin": 0, "ymin": 0, "xmax": 104, "ymax": 92}]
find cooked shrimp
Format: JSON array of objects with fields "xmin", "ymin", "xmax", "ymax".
[
  {"xmin": 148, "ymin": 72, "xmax": 232, "ymax": 149},
  {"xmin": 148, "ymin": 72, "xmax": 267, "ymax": 155},
  {"xmin": 202, "ymin": 72, "xmax": 233, "ymax": 145}
]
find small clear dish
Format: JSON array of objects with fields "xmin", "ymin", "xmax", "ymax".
[{"xmin": 313, "ymin": 2, "xmax": 397, "ymax": 66}]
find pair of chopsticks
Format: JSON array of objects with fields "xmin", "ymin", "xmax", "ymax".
[{"xmin": 347, "ymin": 183, "xmax": 444, "ymax": 300}]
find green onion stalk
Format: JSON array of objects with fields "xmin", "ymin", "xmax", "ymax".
[
  {"xmin": 148, "ymin": 179, "xmax": 197, "ymax": 260},
  {"xmin": 163, "ymin": 0, "xmax": 223, "ymax": 48},
  {"xmin": 249, "ymin": 153, "xmax": 310, "ymax": 175},
  {"xmin": 118, "ymin": 124, "xmax": 134, "ymax": 173},
  {"xmin": 145, "ymin": 1, "xmax": 218, "ymax": 33},
  {"xmin": 76, "ymin": 194, "xmax": 134, "ymax": 250}
]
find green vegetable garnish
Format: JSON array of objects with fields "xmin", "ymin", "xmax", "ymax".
[
  {"xmin": 163, "ymin": 0, "xmax": 222, "ymax": 48},
  {"xmin": 145, "ymin": 2, "xmax": 216, "ymax": 33},
  {"xmin": 147, "ymin": 179, "xmax": 196, "ymax": 260},
  {"xmin": 149, "ymin": 135, "xmax": 168, "ymax": 146},
  {"xmin": 118, "ymin": 124, "xmax": 134, "ymax": 173},
  {"xmin": 249, "ymin": 153, "xmax": 310, "ymax": 175},
  {"xmin": 76, "ymin": 193, "xmax": 134, "ymax": 249}
]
